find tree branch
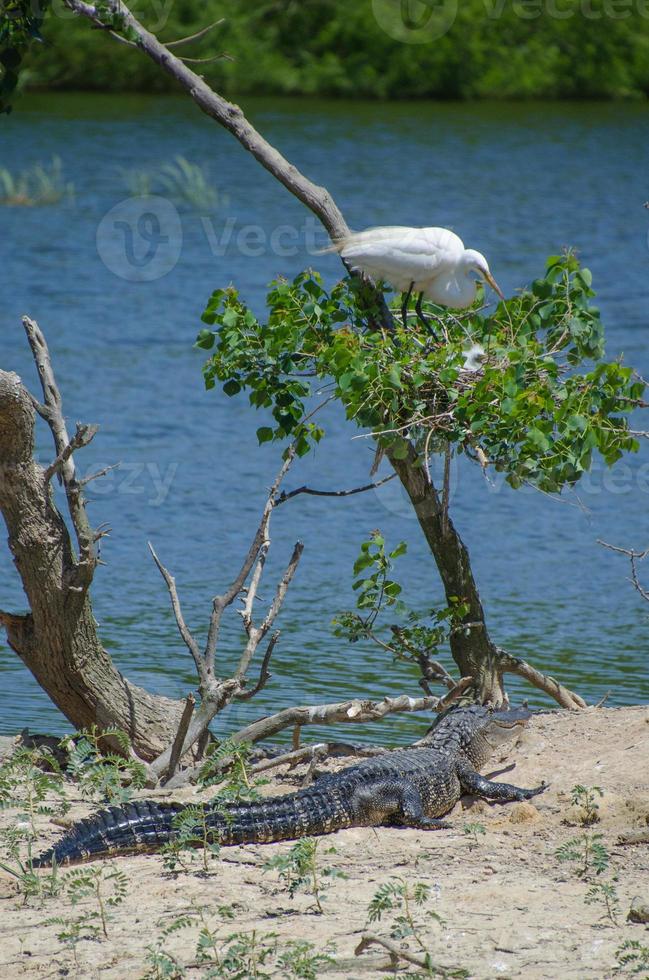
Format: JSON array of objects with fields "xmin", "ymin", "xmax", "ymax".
[
  {"xmin": 165, "ymin": 19, "xmax": 225, "ymax": 47},
  {"xmin": 65, "ymin": 0, "xmax": 349, "ymax": 241},
  {"xmin": 276, "ymin": 472, "xmax": 396, "ymax": 505},
  {"xmin": 148, "ymin": 542, "xmax": 204, "ymax": 681},
  {"xmin": 355, "ymin": 934, "xmax": 452, "ymax": 975},
  {"xmin": 598, "ymin": 539, "xmax": 649, "ymax": 602},
  {"xmin": 498, "ymin": 650, "xmax": 587, "ymax": 709},
  {"xmin": 236, "ymin": 630, "xmax": 279, "ymax": 701},
  {"xmin": 230, "ymin": 693, "xmax": 443, "ymax": 746},
  {"xmin": 43, "ymin": 422, "xmax": 98, "ymax": 483},
  {"xmin": 22, "ymin": 316, "xmax": 98, "ymax": 591},
  {"xmin": 205, "ymin": 449, "xmax": 295, "ymax": 674},
  {"xmin": 163, "ymin": 693, "xmax": 196, "ymax": 785}
]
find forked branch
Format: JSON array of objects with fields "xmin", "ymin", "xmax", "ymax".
[
  {"xmin": 22, "ymin": 316, "xmax": 100, "ymax": 593},
  {"xmin": 598, "ymin": 539, "xmax": 649, "ymax": 602},
  {"xmin": 148, "ymin": 452, "xmax": 302, "ymax": 776}
]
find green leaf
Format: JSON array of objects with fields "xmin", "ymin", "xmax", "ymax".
[
  {"xmin": 195, "ymin": 328, "xmax": 215, "ymax": 349},
  {"xmin": 256, "ymin": 426, "xmax": 274, "ymax": 444}
]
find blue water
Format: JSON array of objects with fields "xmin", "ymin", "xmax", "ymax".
[{"xmin": 1, "ymin": 95, "xmax": 648, "ymax": 743}]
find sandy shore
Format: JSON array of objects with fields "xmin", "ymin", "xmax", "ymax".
[{"xmin": 1, "ymin": 704, "xmax": 648, "ymax": 978}]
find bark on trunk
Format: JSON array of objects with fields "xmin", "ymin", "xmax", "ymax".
[
  {"xmin": 388, "ymin": 446, "xmax": 506, "ymax": 704},
  {"xmin": 0, "ymin": 370, "xmax": 184, "ymax": 759}
]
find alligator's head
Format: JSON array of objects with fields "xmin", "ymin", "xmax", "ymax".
[
  {"xmin": 464, "ymin": 705, "xmax": 531, "ymax": 767},
  {"xmin": 421, "ymin": 704, "xmax": 532, "ymax": 766}
]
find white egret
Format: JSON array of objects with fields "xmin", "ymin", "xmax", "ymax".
[
  {"xmin": 330, "ymin": 226, "xmax": 504, "ymax": 332},
  {"xmin": 461, "ymin": 343, "xmax": 487, "ymax": 372}
]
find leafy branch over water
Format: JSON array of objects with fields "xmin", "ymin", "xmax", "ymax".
[{"xmin": 199, "ymin": 253, "xmax": 645, "ymax": 494}]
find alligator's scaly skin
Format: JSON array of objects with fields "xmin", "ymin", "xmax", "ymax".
[{"xmin": 33, "ymin": 705, "xmax": 545, "ymax": 866}]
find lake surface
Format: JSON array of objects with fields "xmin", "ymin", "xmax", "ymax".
[{"xmin": 1, "ymin": 94, "xmax": 648, "ymax": 744}]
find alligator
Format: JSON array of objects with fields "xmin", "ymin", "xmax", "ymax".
[{"xmin": 33, "ymin": 704, "xmax": 546, "ymax": 867}]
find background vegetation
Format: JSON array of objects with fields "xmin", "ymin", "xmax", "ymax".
[{"xmin": 18, "ymin": 0, "xmax": 649, "ymax": 99}]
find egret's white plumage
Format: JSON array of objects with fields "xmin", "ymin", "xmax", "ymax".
[
  {"xmin": 462, "ymin": 343, "xmax": 487, "ymax": 372},
  {"xmin": 332, "ymin": 226, "xmax": 503, "ymax": 325}
]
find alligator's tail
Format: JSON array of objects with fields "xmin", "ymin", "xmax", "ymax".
[{"xmin": 32, "ymin": 790, "xmax": 349, "ymax": 867}]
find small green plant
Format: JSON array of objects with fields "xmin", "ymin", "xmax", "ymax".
[
  {"xmin": 570, "ymin": 784, "xmax": 603, "ymax": 825},
  {"xmin": 64, "ymin": 864, "xmax": 129, "ymax": 939},
  {"xmin": 585, "ymin": 881, "xmax": 621, "ymax": 925},
  {"xmin": 0, "ymin": 744, "xmax": 69, "ymax": 834},
  {"xmin": 60, "ymin": 726, "xmax": 147, "ymax": 804},
  {"xmin": 615, "ymin": 939, "xmax": 649, "ymax": 975},
  {"xmin": 556, "ymin": 833, "xmax": 609, "ymax": 877},
  {"xmin": 0, "ymin": 744, "xmax": 68, "ymax": 899},
  {"xmin": 332, "ymin": 532, "xmax": 468, "ymax": 689},
  {"xmin": 263, "ymin": 838, "xmax": 347, "ymax": 913},
  {"xmin": 197, "ymin": 738, "xmax": 266, "ymax": 801},
  {"xmin": 277, "ymin": 940, "xmax": 337, "ymax": 979},
  {"xmin": 161, "ymin": 804, "xmax": 222, "ymax": 874},
  {"xmin": 463, "ymin": 822, "xmax": 487, "ymax": 849},
  {"xmin": 162, "ymin": 743, "xmax": 267, "ymax": 874},
  {"xmin": 0, "ymin": 157, "xmax": 73, "ymax": 206},
  {"xmin": 143, "ymin": 946, "xmax": 185, "ymax": 979},
  {"xmin": 46, "ymin": 864, "xmax": 128, "ymax": 968},
  {"xmin": 367, "ymin": 878, "xmax": 443, "ymax": 953},
  {"xmin": 145, "ymin": 906, "xmax": 334, "ymax": 980}
]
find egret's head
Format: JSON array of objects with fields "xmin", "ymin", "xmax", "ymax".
[{"xmin": 462, "ymin": 249, "xmax": 505, "ymax": 302}]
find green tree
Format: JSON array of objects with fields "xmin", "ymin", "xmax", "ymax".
[{"xmin": 197, "ymin": 254, "xmax": 643, "ymax": 702}]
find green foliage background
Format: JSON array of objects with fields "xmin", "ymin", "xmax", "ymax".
[{"xmin": 16, "ymin": 0, "xmax": 649, "ymax": 99}]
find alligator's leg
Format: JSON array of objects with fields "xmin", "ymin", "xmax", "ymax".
[
  {"xmin": 457, "ymin": 762, "xmax": 547, "ymax": 802},
  {"xmin": 352, "ymin": 781, "xmax": 450, "ymax": 830}
]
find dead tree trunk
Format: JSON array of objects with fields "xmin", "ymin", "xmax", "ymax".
[{"xmin": 0, "ymin": 350, "xmax": 184, "ymax": 760}]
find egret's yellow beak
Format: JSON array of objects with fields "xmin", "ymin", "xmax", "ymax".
[{"xmin": 484, "ymin": 271, "xmax": 505, "ymax": 301}]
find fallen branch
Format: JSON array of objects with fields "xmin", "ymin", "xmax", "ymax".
[
  {"xmin": 499, "ymin": 651, "xmax": 587, "ymax": 710},
  {"xmin": 355, "ymin": 933, "xmax": 450, "ymax": 976},
  {"xmin": 230, "ymin": 693, "xmax": 443, "ymax": 746}
]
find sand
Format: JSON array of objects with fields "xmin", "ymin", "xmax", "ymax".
[{"xmin": 0, "ymin": 704, "xmax": 648, "ymax": 979}]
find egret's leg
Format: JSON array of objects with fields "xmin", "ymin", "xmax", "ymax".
[
  {"xmin": 401, "ymin": 282, "xmax": 415, "ymax": 329},
  {"xmin": 415, "ymin": 292, "xmax": 438, "ymax": 339}
]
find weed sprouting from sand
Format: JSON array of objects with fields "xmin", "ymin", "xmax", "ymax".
[{"xmin": 262, "ymin": 837, "xmax": 347, "ymax": 913}]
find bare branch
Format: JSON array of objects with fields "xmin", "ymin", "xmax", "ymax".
[
  {"xmin": 236, "ymin": 630, "xmax": 279, "ymax": 701},
  {"xmin": 43, "ymin": 423, "xmax": 98, "ymax": 482},
  {"xmin": 598, "ymin": 538, "xmax": 649, "ymax": 602},
  {"xmin": 65, "ymin": 0, "xmax": 349, "ymax": 241},
  {"xmin": 148, "ymin": 542, "xmax": 204, "ymax": 680},
  {"xmin": 204, "ymin": 450, "xmax": 295, "ymax": 673},
  {"xmin": 499, "ymin": 651, "xmax": 587, "ymax": 710},
  {"xmin": 80, "ymin": 462, "xmax": 120, "ymax": 487},
  {"xmin": 355, "ymin": 933, "xmax": 452, "ymax": 975},
  {"xmin": 179, "ymin": 54, "xmax": 233, "ymax": 65},
  {"xmin": 276, "ymin": 473, "xmax": 396, "ymax": 505},
  {"xmin": 230, "ymin": 693, "xmax": 442, "ymax": 746},
  {"xmin": 163, "ymin": 693, "xmax": 196, "ymax": 785},
  {"xmin": 22, "ymin": 316, "xmax": 98, "ymax": 589},
  {"xmin": 165, "ymin": 18, "xmax": 225, "ymax": 47},
  {"xmin": 236, "ymin": 540, "xmax": 303, "ymax": 681},
  {"xmin": 436, "ymin": 675, "xmax": 474, "ymax": 710}
]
